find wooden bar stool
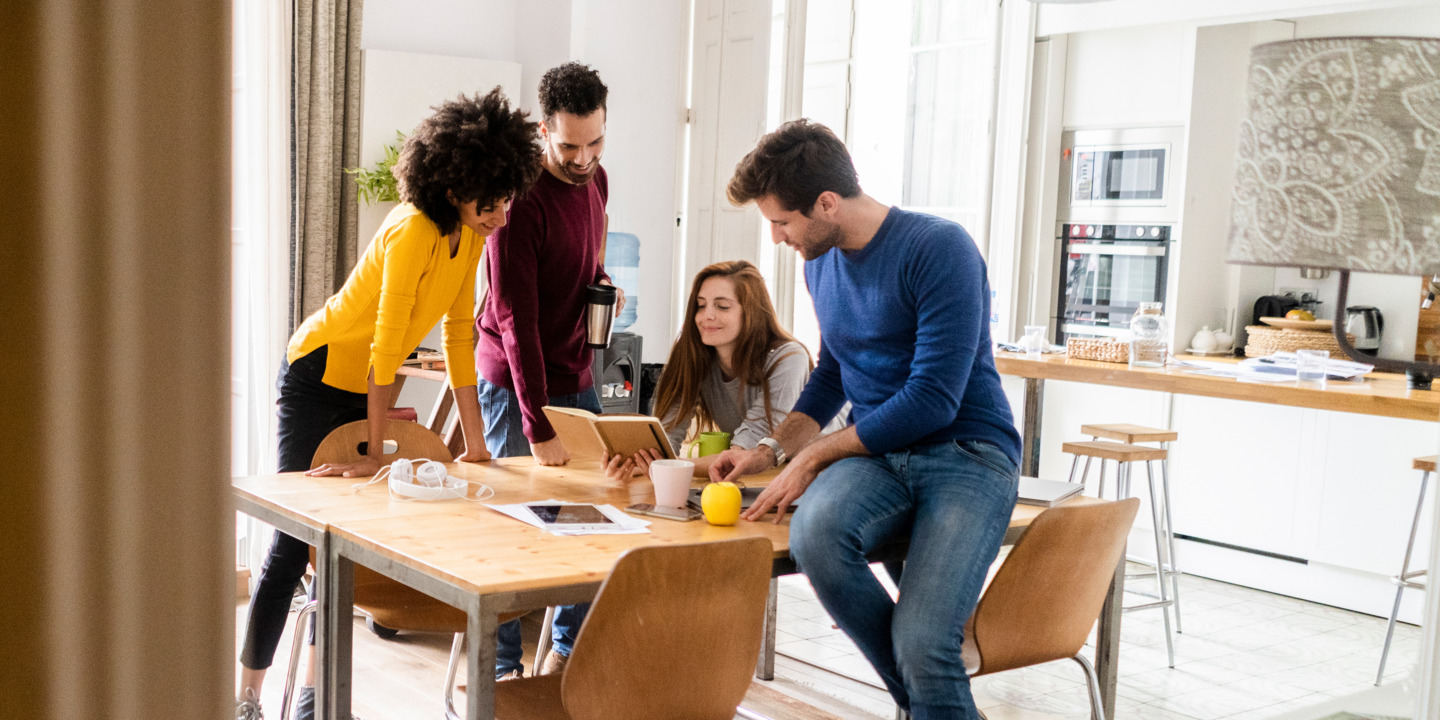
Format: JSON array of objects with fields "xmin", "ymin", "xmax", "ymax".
[
  {"xmin": 1376, "ymin": 455, "xmax": 1434, "ymax": 686},
  {"xmin": 1077, "ymin": 422, "xmax": 1183, "ymax": 635},
  {"xmin": 1063, "ymin": 436, "xmax": 1176, "ymax": 668}
]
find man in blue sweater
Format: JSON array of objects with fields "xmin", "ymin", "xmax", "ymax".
[{"xmin": 711, "ymin": 120, "xmax": 1021, "ymax": 720}]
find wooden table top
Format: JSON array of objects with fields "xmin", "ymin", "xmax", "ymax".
[
  {"xmin": 994, "ymin": 351, "xmax": 1440, "ymax": 422},
  {"xmin": 234, "ymin": 456, "xmax": 1066, "ymax": 598}
]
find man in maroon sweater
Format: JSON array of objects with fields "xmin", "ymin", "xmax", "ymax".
[{"xmin": 475, "ymin": 62, "xmax": 622, "ymax": 679}]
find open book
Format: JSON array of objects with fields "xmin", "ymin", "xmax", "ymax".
[{"xmin": 542, "ymin": 406, "xmax": 677, "ymax": 461}]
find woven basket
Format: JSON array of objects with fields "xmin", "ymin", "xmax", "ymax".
[
  {"xmin": 1066, "ymin": 336, "xmax": 1130, "ymax": 364},
  {"xmin": 1243, "ymin": 325, "xmax": 1353, "ymax": 357}
]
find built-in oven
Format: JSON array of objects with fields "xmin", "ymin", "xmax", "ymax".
[
  {"xmin": 1059, "ymin": 127, "xmax": 1183, "ymax": 224},
  {"xmin": 1054, "ymin": 223, "xmax": 1172, "ymax": 341}
]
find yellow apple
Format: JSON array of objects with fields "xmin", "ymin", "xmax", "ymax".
[
  {"xmin": 1286, "ymin": 308, "xmax": 1315, "ymax": 321},
  {"xmin": 701, "ymin": 482, "xmax": 743, "ymax": 526}
]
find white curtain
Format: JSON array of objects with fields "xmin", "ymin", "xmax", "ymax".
[{"xmin": 235, "ymin": 0, "xmax": 294, "ymax": 570}]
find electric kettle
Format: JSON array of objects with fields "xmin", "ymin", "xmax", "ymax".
[{"xmin": 1345, "ymin": 306, "xmax": 1383, "ymax": 355}]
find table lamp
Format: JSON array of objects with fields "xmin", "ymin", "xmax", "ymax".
[{"xmin": 1225, "ymin": 37, "xmax": 1440, "ymax": 385}]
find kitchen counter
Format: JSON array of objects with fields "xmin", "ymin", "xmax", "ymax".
[
  {"xmin": 995, "ymin": 351, "xmax": 1440, "ymax": 423},
  {"xmin": 994, "ymin": 350, "xmax": 1440, "ymax": 624}
]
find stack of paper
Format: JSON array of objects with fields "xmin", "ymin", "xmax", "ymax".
[
  {"xmin": 1239, "ymin": 352, "xmax": 1373, "ymax": 380},
  {"xmin": 486, "ymin": 500, "xmax": 651, "ymax": 536}
]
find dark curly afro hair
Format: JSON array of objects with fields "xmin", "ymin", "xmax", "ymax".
[
  {"xmin": 393, "ymin": 87, "xmax": 543, "ymax": 236},
  {"xmin": 538, "ymin": 62, "xmax": 608, "ymax": 121}
]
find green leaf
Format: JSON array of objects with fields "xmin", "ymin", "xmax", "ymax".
[{"xmin": 345, "ymin": 130, "xmax": 405, "ymax": 205}]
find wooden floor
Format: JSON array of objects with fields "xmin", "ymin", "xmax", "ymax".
[{"xmin": 234, "ymin": 597, "xmax": 886, "ymax": 720}]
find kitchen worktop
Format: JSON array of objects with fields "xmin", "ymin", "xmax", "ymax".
[{"xmin": 994, "ymin": 351, "xmax": 1440, "ymax": 422}]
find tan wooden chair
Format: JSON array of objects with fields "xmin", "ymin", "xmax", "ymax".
[
  {"xmin": 959, "ymin": 498, "xmax": 1140, "ymax": 720},
  {"xmin": 282, "ymin": 420, "xmax": 523, "ymax": 720},
  {"xmin": 493, "ymin": 537, "xmax": 774, "ymax": 720}
]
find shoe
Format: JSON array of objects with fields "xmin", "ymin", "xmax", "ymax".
[
  {"xmin": 541, "ymin": 649, "xmax": 569, "ymax": 675},
  {"xmin": 235, "ymin": 688, "xmax": 263, "ymax": 720},
  {"xmin": 294, "ymin": 686, "xmax": 361, "ymax": 720},
  {"xmin": 496, "ymin": 668, "xmax": 524, "ymax": 681}
]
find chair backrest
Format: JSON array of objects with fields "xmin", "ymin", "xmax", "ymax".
[
  {"xmin": 966, "ymin": 498, "xmax": 1139, "ymax": 676},
  {"xmin": 309, "ymin": 420, "xmax": 465, "ymax": 632},
  {"xmin": 560, "ymin": 537, "xmax": 773, "ymax": 720},
  {"xmin": 311, "ymin": 419, "xmax": 453, "ymax": 466}
]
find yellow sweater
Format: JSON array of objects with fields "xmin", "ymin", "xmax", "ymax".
[{"xmin": 287, "ymin": 203, "xmax": 482, "ymax": 393}]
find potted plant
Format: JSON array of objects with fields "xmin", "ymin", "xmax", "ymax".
[{"xmin": 346, "ymin": 131, "xmax": 405, "ymax": 204}]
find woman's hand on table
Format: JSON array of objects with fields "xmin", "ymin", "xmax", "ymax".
[
  {"xmin": 306, "ymin": 455, "xmax": 383, "ymax": 478},
  {"xmin": 456, "ymin": 444, "xmax": 490, "ymax": 463}
]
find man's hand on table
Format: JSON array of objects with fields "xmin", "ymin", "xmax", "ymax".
[
  {"xmin": 531, "ymin": 437, "xmax": 571, "ymax": 466},
  {"xmin": 306, "ymin": 455, "xmax": 382, "ymax": 478},
  {"xmin": 740, "ymin": 450, "xmax": 820, "ymax": 524}
]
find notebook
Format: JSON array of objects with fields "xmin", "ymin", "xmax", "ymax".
[
  {"xmin": 542, "ymin": 406, "xmax": 677, "ymax": 460},
  {"xmin": 1017, "ymin": 476, "xmax": 1085, "ymax": 507}
]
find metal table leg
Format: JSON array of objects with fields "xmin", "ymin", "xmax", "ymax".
[
  {"xmin": 1095, "ymin": 555, "xmax": 1125, "ymax": 720},
  {"xmin": 320, "ymin": 537, "xmax": 354, "ymax": 720},
  {"xmin": 755, "ymin": 578, "xmax": 778, "ymax": 680},
  {"xmin": 1022, "ymin": 377, "xmax": 1045, "ymax": 477},
  {"xmin": 466, "ymin": 600, "xmax": 500, "ymax": 720}
]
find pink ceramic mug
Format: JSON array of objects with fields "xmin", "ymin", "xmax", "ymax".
[{"xmin": 649, "ymin": 459, "xmax": 694, "ymax": 508}]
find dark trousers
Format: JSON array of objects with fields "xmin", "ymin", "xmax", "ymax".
[{"xmin": 239, "ymin": 347, "xmax": 367, "ymax": 670}]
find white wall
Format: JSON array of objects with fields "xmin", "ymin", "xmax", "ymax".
[
  {"xmin": 573, "ymin": 0, "xmax": 688, "ymax": 362},
  {"xmin": 1061, "ymin": 22, "xmax": 1194, "ymax": 129},
  {"xmin": 363, "ymin": 0, "xmax": 516, "ymax": 61}
]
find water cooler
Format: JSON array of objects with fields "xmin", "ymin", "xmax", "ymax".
[{"xmin": 592, "ymin": 332, "xmax": 643, "ymax": 414}]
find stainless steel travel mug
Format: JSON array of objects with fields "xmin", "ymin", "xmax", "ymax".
[{"xmin": 585, "ymin": 284, "xmax": 618, "ymax": 349}]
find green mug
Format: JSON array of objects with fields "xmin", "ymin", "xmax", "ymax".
[{"xmin": 696, "ymin": 431, "xmax": 732, "ymax": 457}]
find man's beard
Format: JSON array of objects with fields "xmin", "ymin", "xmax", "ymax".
[
  {"xmin": 548, "ymin": 143, "xmax": 599, "ymax": 185},
  {"xmin": 799, "ymin": 219, "xmax": 844, "ymax": 261}
]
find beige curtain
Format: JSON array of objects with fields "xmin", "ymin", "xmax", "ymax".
[
  {"xmin": 1, "ymin": 1, "xmax": 231, "ymax": 719},
  {"xmin": 292, "ymin": 0, "xmax": 365, "ymax": 328}
]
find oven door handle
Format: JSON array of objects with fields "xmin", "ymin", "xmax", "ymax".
[{"xmin": 1067, "ymin": 244, "xmax": 1167, "ymax": 257}]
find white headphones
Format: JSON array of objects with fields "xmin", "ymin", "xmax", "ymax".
[{"xmin": 353, "ymin": 458, "xmax": 493, "ymax": 502}]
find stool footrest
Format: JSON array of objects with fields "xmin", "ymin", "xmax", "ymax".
[{"xmin": 1122, "ymin": 599, "xmax": 1175, "ymax": 612}]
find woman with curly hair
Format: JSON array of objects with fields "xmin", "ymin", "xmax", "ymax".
[{"xmin": 235, "ymin": 87, "xmax": 541, "ymax": 720}]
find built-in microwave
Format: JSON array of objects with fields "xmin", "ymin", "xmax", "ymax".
[{"xmin": 1059, "ymin": 127, "xmax": 1184, "ymax": 224}]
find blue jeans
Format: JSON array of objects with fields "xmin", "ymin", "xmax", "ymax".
[
  {"xmin": 789, "ymin": 439, "xmax": 1019, "ymax": 720},
  {"xmin": 477, "ymin": 377, "xmax": 602, "ymax": 677}
]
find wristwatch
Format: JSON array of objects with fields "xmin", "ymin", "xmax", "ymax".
[{"xmin": 756, "ymin": 437, "xmax": 787, "ymax": 467}]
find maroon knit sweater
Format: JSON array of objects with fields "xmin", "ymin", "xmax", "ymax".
[{"xmin": 476, "ymin": 166, "xmax": 610, "ymax": 443}]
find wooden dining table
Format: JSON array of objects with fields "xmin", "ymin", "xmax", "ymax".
[{"xmin": 233, "ymin": 457, "xmax": 1122, "ymax": 720}]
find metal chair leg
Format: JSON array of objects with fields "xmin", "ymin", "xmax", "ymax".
[
  {"xmin": 1144, "ymin": 462, "xmax": 1175, "ymax": 668},
  {"xmin": 1073, "ymin": 653, "xmax": 1105, "ymax": 720},
  {"xmin": 1377, "ymin": 470, "xmax": 1431, "ymax": 685},
  {"xmin": 444, "ymin": 632, "xmax": 464, "ymax": 720},
  {"xmin": 534, "ymin": 606, "xmax": 557, "ymax": 671},
  {"xmin": 280, "ymin": 600, "xmax": 318, "ymax": 720},
  {"xmin": 1068, "ymin": 454, "xmax": 1080, "ymax": 483}
]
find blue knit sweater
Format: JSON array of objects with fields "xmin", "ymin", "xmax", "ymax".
[{"xmin": 791, "ymin": 207, "xmax": 1022, "ymax": 467}]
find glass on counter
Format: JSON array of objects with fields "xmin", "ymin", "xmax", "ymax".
[{"xmin": 1129, "ymin": 302, "xmax": 1169, "ymax": 368}]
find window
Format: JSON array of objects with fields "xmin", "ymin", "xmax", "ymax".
[{"xmin": 777, "ymin": 0, "xmax": 1000, "ymax": 356}]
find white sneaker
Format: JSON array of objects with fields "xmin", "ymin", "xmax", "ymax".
[{"xmin": 235, "ymin": 688, "xmax": 263, "ymax": 720}]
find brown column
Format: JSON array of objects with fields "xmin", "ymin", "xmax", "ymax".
[{"xmin": 0, "ymin": 2, "xmax": 232, "ymax": 719}]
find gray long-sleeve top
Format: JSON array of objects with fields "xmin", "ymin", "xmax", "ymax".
[{"xmin": 663, "ymin": 341, "xmax": 812, "ymax": 451}]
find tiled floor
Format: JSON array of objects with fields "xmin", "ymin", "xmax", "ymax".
[{"xmin": 772, "ymin": 564, "xmax": 1422, "ymax": 720}]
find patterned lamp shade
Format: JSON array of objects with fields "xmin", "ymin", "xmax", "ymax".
[{"xmin": 1226, "ymin": 37, "xmax": 1440, "ymax": 276}]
